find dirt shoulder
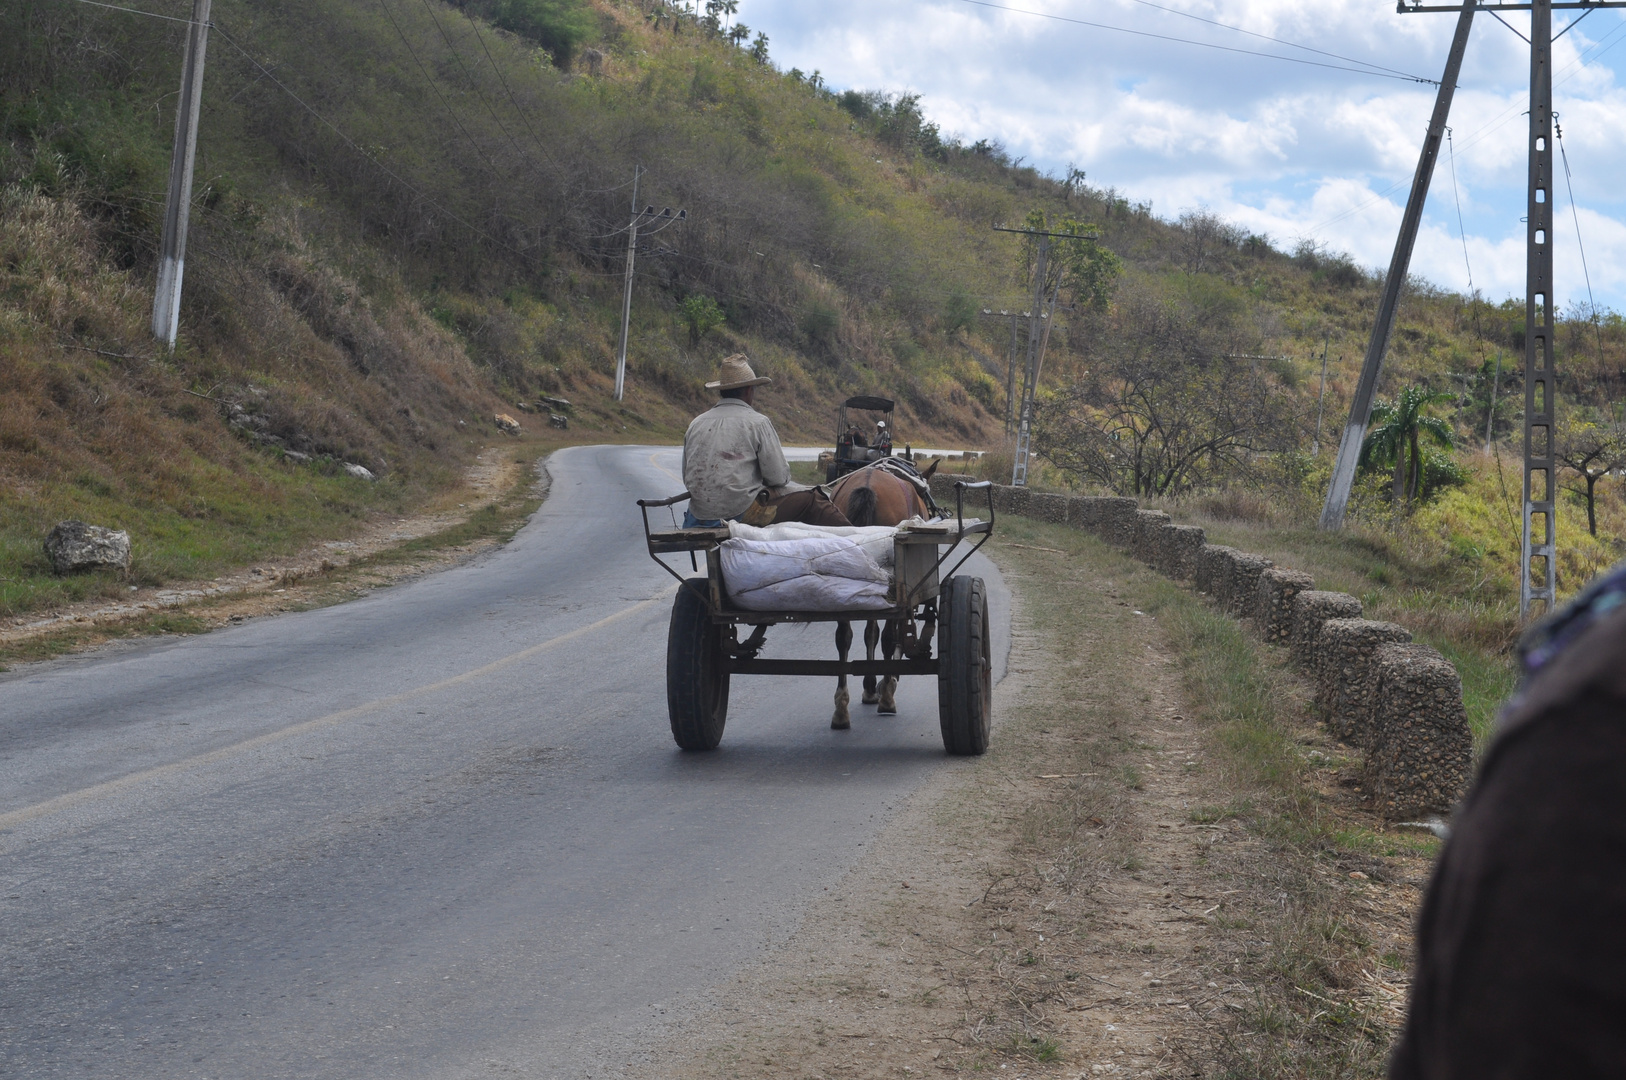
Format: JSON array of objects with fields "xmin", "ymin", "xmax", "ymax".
[
  {"xmin": 633, "ymin": 517, "xmax": 1437, "ymax": 1079},
  {"xmin": 0, "ymin": 444, "xmax": 549, "ymax": 669}
]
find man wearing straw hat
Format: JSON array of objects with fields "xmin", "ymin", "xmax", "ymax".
[{"xmin": 681, "ymin": 354, "xmax": 851, "ymax": 528}]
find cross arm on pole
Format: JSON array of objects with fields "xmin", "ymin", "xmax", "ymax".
[{"xmin": 1398, "ymin": 2, "xmax": 1626, "ymax": 10}]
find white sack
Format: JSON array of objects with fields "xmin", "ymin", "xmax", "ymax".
[
  {"xmin": 719, "ymin": 534, "xmax": 893, "ymax": 612},
  {"xmin": 726, "ymin": 520, "xmax": 899, "ymax": 568}
]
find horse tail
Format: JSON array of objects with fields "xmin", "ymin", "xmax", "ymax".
[{"xmin": 846, "ymin": 485, "xmax": 878, "ymax": 527}]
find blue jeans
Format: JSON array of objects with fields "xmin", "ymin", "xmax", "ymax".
[{"xmin": 683, "ymin": 509, "xmax": 727, "ymax": 528}]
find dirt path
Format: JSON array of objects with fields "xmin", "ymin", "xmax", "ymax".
[{"xmin": 630, "ymin": 522, "xmax": 1432, "ymax": 1079}]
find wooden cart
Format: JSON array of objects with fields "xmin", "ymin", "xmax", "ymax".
[{"xmin": 637, "ymin": 481, "xmax": 995, "ymax": 755}]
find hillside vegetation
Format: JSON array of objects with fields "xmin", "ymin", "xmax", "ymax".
[{"xmin": 4, "ymin": 0, "xmax": 1623, "ymax": 632}]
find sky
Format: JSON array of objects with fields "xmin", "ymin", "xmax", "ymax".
[{"xmin": 734, "ymin": 0, "xmax": 1626, "ymax": 314}]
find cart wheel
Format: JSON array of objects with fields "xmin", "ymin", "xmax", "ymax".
[
  {"xmin": 826, "ymin": 463, "xmax": 839, "ymax": 484},
  {"xmin": 667, "ymin": 578, "xmax": 730, "ymax": 751},
  {"xmin": 937, "ymin": 575, "xmax": 991, "ymax": 756}
]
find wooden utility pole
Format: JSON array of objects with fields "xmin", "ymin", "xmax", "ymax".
[
  {"xmin": 993, "ymin": 222, "xmax": 1096, "ymax": 486},
  {"xmin": 1312, "ymin": 335, "xmax": 1330, "ymax": 456},
  {"xmin": 1318, "ymin": 1, "xmax": 1474, "ymax": 527},
  {"xmin": 979, "ymin": 308, "xmax": 1031, "ymax": 435},
  {"xmin": 151, "ymin": 0, "xmax": 212, "ymax": 349}
]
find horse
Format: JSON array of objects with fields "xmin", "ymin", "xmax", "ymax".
[{"xmin": 823, "ymin": 460, "xmax": 940, "ymax": 729}]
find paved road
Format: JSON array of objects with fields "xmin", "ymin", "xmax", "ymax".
[{"xmin": 0, "ymin": 445, "xmax": 1008, "ymax": 1079}]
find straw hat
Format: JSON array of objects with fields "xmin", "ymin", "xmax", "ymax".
[{"xmin": 705, "ymin": 354, "xmax": 772, "ymax": 391}]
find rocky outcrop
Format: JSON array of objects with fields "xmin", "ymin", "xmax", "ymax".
[{"xmin": 44, "ymin": 520, "xmax": 131, "ymax": 574}]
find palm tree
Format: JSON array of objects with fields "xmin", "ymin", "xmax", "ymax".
[{"xmin": 1360, "ymin": 386, "xmax": 1455, "ymax": 506}]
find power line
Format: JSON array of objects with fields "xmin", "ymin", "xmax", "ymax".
[
  {"xmin": 458, "ymin": 5, "xmax": 564, "ymax": 173},
  {"xmin": 1555, "ymin": 120, "xmax": 1605, "ymax": 354},
  {"xmin": 65, "ymin": 0, "xmax": 197, "ymax": 25},
  {"xmin": 415, "ymin": 0, "xmax": 539, "ymax": 174},
  {"xmin": 1446, "ymin": 127, "xmax": 1474, "ymax": 293},
  {"xmin": 1115, "ymin": 0, "xmax": 1432, "ymax": 82},
  {"xmin": 209, "ymin": 22, "xmax": 534, "ymax": 261},
  {"xmin": 953, "ymin": 0, "xmax": 1438, "ymax": 83},
  {"xmin": 1307, "ymin": 13, "xmax": 1626, "ymax": 235},
  {"xmin": 373, "ymin": 0, "xmax": 507, "ymax": 181}
]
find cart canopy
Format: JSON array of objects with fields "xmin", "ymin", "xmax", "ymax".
[{"xmin": 843, "ymin": 396, "xmax": 893, "ymax": 412}]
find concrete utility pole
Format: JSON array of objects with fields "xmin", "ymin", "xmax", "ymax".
[
  {"xmin": 151, "ymin": 0, "xmax": 212, "ymax": 349},
  {"xmin": 993, "ymin": 222, "xmax": 1096, "ymax": 486},
  {"xmin": 614, "ymin": 165, "xmax": 643, "ymax": 403},
  {"xmin": 612, "ymin": 167, "xmax": 685, "ymax": 402},
  {"xmin": 1521, "ymin": 0, "xmax": 1558, "ymax": 617},
  {"xmin": 979, "ymin": 308, "xmax": 1031, "ymax": 435},
  {"xmin": 1318, "ymin": 0, "xmax": 1474, "ymax": 528},
  {"xmin": 1387, "ymin": 0, "xmax": 1626, "ymax": 616}
]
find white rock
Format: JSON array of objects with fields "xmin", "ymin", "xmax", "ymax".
[
  {"xmin": 342, "ymin": 463, "xmax": 376, "ymax": 481},
  {"xmin": 44, "ymin": 521, "xmax": 131, "ymax": 574}
]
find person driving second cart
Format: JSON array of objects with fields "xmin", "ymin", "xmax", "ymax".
[{"xmin": 681, "ymin": 355, "xmax": 851, "ymax": 528}]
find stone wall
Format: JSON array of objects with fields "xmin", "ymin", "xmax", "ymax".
[
  {"xmin": 972, "ymin": 488, "xmax": 1475, "ymax": 820},
  {"xmin": 1223, "ymin": 551, "xmax": 1274, "ymax": 619},
  {"xmin": 1256, "ymin": 568, "xmax": 1315, "ymax": 644},
  {"xmin": 1130, "ymin": 510, "xmax": 1171, "ymax": 565},
  {"xmin": 1194, "ymin": 544, "xmax": 1238, "ymax": 600},
  {"xmin": 928, "ymin": 473, "xmax": 980, "ymax": 511},
  {"xmin": 1289, "ymin": 591, "xmax": 1363, "ymax": 666},
  {"xmin": 1028, "ymin": 492, "xmax": 1071, "ymax": 525},
  {"xmin": 1316, "ymin": 619, "xmax": 1414, "ymax": 746},
  {"xmin": 1365, "ymin": 643, "xmax": 1474, "ymax": 819},
  {"xmin": 1156, "ymin": 524, "xmax": 1206, "ymax": 580}
]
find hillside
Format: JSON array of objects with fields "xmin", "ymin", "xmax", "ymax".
[{"xmin": 4, "ymin": 0, "xmax": 1624, "ymax": 623}]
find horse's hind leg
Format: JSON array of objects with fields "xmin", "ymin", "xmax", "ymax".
[
  {"xmin": 861, "ymin": 620, "xmax": 881, "ymax": 704},
  {"xmin": 878, "ymin": 620, "xmax": 900, "ymax": 715},
  {"xmin": 832, "ymin": 620, "xmax": 853, "ymax": 730}
]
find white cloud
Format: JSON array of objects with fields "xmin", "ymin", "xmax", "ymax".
[{"xmin": 740, "ymin": 0, "xmax": 1626, "ymax": 310}]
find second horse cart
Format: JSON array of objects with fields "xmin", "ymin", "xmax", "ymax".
[{"xmin": 637, "ymin": 481, "xmax": 996, "ymax": 756}]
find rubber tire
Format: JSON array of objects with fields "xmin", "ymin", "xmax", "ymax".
[
  {"xmin": 667, "ymin": 578, "xmax": 729, "ymax": 751},
  {"xmin": 938, "ymin": 575, "xmax": 992, "ymax": 755}
]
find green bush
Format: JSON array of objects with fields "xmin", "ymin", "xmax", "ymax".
[
  {"xmin": 480, "ymin": 0, "xmax": 596, "ymax": 64},
  {"xmin": 678, "ymin": 294, "xmax": 725, "ymax": 344}
]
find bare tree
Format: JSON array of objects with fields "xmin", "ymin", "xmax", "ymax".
[
  {"xmin": 1556, "ymin": 412, "xmax": 1626, "ymax": 536},
  {"xmin": 1034, "ymin": 286, "xmax": 1297, "ymax": 497}
]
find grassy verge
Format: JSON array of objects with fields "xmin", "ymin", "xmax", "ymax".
[
  {"xmin": 993, "ymin": 516, "xmax": 1434, "ymax": 1079},
  {"xmin": 0, "ymin": 450, "xmax": 547, "ymax": 670}
]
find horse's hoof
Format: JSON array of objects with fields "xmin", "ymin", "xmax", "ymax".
[
  {"xmin": 861, "ymin": 692, "xmax": 879, "ymax": 706},
  {"xmin": 831, "ymin": 713, "xmax": 851, "ymax": 730},
  {"xmin": 878, "ymin": 702, "xmax": 897, "ymax": 715}
]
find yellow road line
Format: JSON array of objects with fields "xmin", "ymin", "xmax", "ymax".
[
  {"xmin": 0, "ymin": 588, "xmax": 674, "ymax": 832},
  {"xmin": 648, "ymin": 448, "xmax": 683, "ymax": 486}
]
